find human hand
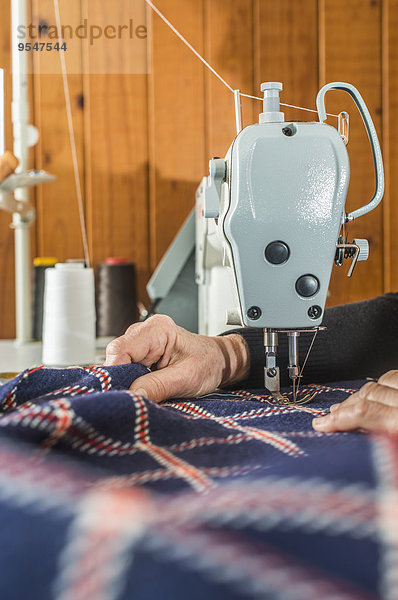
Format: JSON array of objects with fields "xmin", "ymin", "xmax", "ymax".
[
  {"xmin": 104, "ymin": 314, "xmax": 250, "ymax": 403},
  {"xmin": 312, "ymin": 370, "xmax": 398, "ymax": 433}
]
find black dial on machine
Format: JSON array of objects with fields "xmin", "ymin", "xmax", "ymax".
[
  {"xmin": 295, "ymin": 275, "xmax": 320, "ymax": 298},
  {"xmin": 264, "ymin": 241, "xmax": 290, "ymax": 265}
]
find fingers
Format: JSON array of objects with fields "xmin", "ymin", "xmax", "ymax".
[
  {"xmin": 313, "ymin": 397, "xmax": 398, "ymax": 433},
  {"xmin": 104, "ymin": 336, "xmax": 134, "ymax": 366},
  {"xmin": 104, "ymin": 315, "xmax": 177, "ymax": 367},
  {"xmin": 378, "ymin": 370, "xmax": 398, "ymax": 390},
  {"xmin": 105, "ymin": 316, "xmax": 250, "ymax": 402},
  {"xmin": 315, "ymin": 375, "xmax": 398, "ymax": 433},
  {"xmin": 105, "ymin": 316, "xmax": 231, "ymax": 401},
  {"xmin": 329, "ymin": 379, "xmax": 398, "ymax": 417},
  {"xmin": 328, "ymin": 388, "xmax": 367, "ymax": 413},
  {"xmin": 130, "ymin": 364, "xmax": 191, "ymax": 403},
  {"xmin": 357, "ymin": 381, "xmax": 398, "ymax": 407}
]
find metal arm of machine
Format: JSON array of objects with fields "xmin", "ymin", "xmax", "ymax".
[{"xmin": 317, "ymin": 82, "xmax": 384, "ymax": 222}]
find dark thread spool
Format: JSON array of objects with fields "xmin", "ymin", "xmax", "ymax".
[
  {"xmin": 96, "ymin": 258, "xmax": 138, "ymax": 337},
  {"xmin": 32, "ymin": 257, "xmax": 58, "ymax": 340}
]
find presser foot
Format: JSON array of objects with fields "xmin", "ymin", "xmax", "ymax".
[
  {"xmin": 265, "ymin": 365, "xmax": 318, "ymax": 405},
  {"xmin": 290, "ymin": 391, "xmax": 318, "ymax": 405},
  {"xmin": 265, "ymin": 367, "xmax": 288, "ymax": 404},
  {"xmin": 268, "ymin": 391, "xmax": 291, "ymax": 405},
  {"xmin": 267, "ymin": 390, "xmax": 318, "ymax": 406}
]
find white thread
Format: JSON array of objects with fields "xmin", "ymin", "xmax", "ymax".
[
  {"xmin": 145, "ymin": 0, "xmax": 339, "ymax": 120},
  {"xmin": 42, "ymin": 263, "xmax": 96, "ymax": 366},
  {"xmin": 144, "ymin": 0, "xmax": 234, "ymax": 92},
  {"xmin": 240, "ymin": 93, "xmax": 265, "ymax": 101},
  {"xmin": 241, "ymin": 93, "xmax": 339, "ymax": 118},
  {"xmin": 53, "ymin": 0, "xmax": 91, "ymax": 268},
  {"xmin": 281, "ymin": 102, "xmax": 338, "ymax": 118}
]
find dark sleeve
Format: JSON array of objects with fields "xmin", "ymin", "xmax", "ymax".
[{"xmin": 221, "ymin": 293, "xmax": 398, "ymax": 388}]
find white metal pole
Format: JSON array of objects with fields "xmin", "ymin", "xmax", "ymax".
[
  {"xmin": 11, "ymin": 0, "xmax": 32, "ymax": 343},
  {"xmin": 234, "ymin": 89, "xmax": 242, "ymax": 135}
]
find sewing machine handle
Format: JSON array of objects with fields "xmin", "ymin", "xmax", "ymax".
[{"xmin": 316, "ymin": 82, "xmax": 384, "ymax": 222}]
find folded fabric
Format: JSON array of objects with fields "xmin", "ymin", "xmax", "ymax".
[{"xmin": 0, "ymin": 364, "xmax": 394, "ymax": 600}]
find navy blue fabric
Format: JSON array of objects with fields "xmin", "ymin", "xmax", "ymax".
[{"xmin": 0, "ymin": 363, "xmax": 395, "ymax": 600}]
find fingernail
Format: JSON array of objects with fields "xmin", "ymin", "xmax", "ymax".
[
  {"xmin": 313, "ymin": 417, "xmax": 328, "ymax": 430},
  {"xmin": 133, "ymin": 388, "xmax": 147, "ymax": 397},
  {"xmin": 329, "ymin": 404, "xmax": 340, "ymax": 412}
]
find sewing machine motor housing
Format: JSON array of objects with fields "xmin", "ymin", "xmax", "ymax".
[{"xmin": 223, "ymin": 120, "xmax": 349, "ymax": 329}]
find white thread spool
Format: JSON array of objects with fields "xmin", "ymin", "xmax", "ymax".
[{"xmin": 42, "ymin": 263, "xmax": 96, "ymax": 366}]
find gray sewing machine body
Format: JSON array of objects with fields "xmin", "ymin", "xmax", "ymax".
[
  {"xmin": 224, "ymin": 120, "xmax": 349, "ymax": 329},
  {"xmin": 197, "ymin": 81, "xmax": 384, "ymax": 403}
]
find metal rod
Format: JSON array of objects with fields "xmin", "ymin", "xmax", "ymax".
[
  {"xmin": 264, "ymin": 328, "xmax": 284, "ymax": 400},
  {"xmin": 12, "ymin": 0, "xmax": 32, "ymax": 343},
  {"xmin": 287, "ymin": 331, "xmax": 300, "ymax": 381},
  {"xmin": 287, "ymin": 331, "xmax": 300, "ymax": 402},
  {"xmin": 264, "ymin": 329, "xmax": 278, "ymax": 368},
  {"xmin": 234, "ymin": 89, "xmax": 242, "ymax": 135}
]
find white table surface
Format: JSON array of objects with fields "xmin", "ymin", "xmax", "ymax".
[{"xmin": 0, "ymin": 337, "xmax": 113, "ymax": 376}]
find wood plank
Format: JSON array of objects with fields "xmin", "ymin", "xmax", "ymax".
[
  {"xmin": 84, "ymin": 74, "xmax": 150, "ymax": 302},
  {"xmin": 148, "ymin": 0, "xmax": 206, "ymax": 268},
  {"xmin": 31, "ymin": 0, "xmax": 85, "ymax": 262},
  {"xmin": 387, "ymin": 0, "xmax": 398, "ymax": 291},
  {"xmin": 320, "ymin": 0, "xmax": 383, "ymax": 306},
  {"xmin": 254, "ymin": 0, "xmax": 319, "ymax": 123},
  {"xmin": 204, "ymin": 0, "xmax": 255, "ymax": 158},
  {"xmin": 82, "ymin": 0, "xmax": 150, "ymax": 303},
  {"xmin": 382, "ymin": 0, "xmax": 391, "ymax": 293}
]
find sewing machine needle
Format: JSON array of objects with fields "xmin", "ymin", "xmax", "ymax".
[{"xmin": 295, "ymin": 329, "xmax": 319, "ymax": 401}]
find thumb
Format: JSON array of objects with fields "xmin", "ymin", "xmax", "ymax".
[{"xmin": 130, "ymin": 367, "xmax": 184, "ymax": 403}]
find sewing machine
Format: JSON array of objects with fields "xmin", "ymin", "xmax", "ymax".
[{"xmin": 196, "ymin": 81, "xmax": 384, "ymax": 404}]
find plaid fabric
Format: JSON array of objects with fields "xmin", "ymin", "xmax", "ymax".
[{"xmin": 0, "ymin": 363, "xmax": 396, "ymax": 600}]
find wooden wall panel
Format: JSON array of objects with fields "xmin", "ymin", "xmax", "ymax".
[
  {"xmin": 148, "ymin": 0, "xmax": 206, "ymax": 268},
  {"xmin": 31, "ymin": 0, "xmax": 84, "ymax": 260},
  {"xmin": 84, "ymin": 74, "xmax": 150, "ymax": 300},
  {"xmin": 83, "ymin": 1, "xmax": 150, "ymax": 300},
  {"xmin": 32, "ymin": 0, "xmax": 85, "ymax": 262},
  {"xmin": 382, "ymin": 0, "xmax": 391, "ymax": 293},
  {"xmin": 0, "ymin": 0, "xmax": 15, "ymax": 338},
  {"xmin": 320, "ymin": 0, "xmax": 384, "ymax": 306},
  {"xmin": 387, "ymin": 0, "xmax": 398, "ymax": 291},
  {"xmin": 204, "ymin": 0, "xmax": 255, "ymax": 158},
  {"xmin": 255, "ymin": 0, "xmax": 319, "ymax": 123}
]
